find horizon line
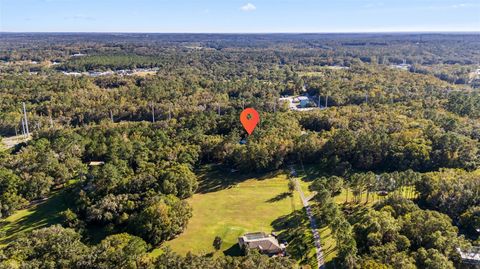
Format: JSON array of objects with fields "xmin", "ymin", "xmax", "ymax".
[{"xmin": 2, "ymin": 30, "xmax": 480, "ymax": 34}]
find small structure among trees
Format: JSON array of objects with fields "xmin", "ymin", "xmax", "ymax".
[{"xmin": 457, "ymin": 247, "xmax": 480, "ymax": 266}]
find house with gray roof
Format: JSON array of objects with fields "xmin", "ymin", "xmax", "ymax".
[{"xmin": 238, "ymin": 232, "xmax": 286, "ymax": 256}]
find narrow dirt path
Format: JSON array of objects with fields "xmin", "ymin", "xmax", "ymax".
[{"xmin": 291, "ymin": 166, "xmax": 325, "ymax": 269}]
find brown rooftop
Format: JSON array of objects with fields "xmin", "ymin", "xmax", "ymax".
[{"xmin": 238, "ymin": 232, "xmax": 286, "ymax": 256}]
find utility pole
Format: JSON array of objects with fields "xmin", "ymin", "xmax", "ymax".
[
  {"xmin": 217, "ymin": 104, "xmax": 221, "ymax": 116},
  {"xmin": 150, "ymin": 102, "xmax": 155, "ymax": 123},
  {"xmin": 110, "ymin": 110, "xmax": 114, "ymax": 123},
  {"xmin": 21, "ymin": 118, "xmax": 26, "ymax": 137},
  {"xmin": 365, "ymin": 93, "xmax": 368, "ymax": 104},
  {"xmin": 168, "ymin": 105, "xmax": 172, "ymax": 120},
  {"xmin": 318, "ymin": 95, "xmax": 321, "ymax": 108},
  {"xmin": 22, "ymin": 102, "xmax": 29, "ymax": 136},
  {"xmin": 325, "ymin": 95, "xmax": 328, "ymax": 108}
]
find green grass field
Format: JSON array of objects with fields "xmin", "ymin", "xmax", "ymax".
[
  {"xmin": 0, "ymin": 189, "xmax": 70, "ymax": 246},
  {"xmin": 161, "ymin": 169, "xmax": 306, "ymax": 256},
  {"xmin": 0, "ymin": 166, "xmax": 318, "ymax": 267}
]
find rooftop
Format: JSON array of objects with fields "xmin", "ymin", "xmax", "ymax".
[
  {"xmin": 238, "ymin": 232, "xmax": 286, "ymax": 255},
  {"xmin": 457, "ymin": 247, "xmax": 480, "ymax": 264}
]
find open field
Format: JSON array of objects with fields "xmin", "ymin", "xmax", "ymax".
[
  {"xmin": 0, "ymin": 165, "xmax": 318, "ymax": 267},
  {"xmin": 161, "ymin": 167, "xmax": 312, "ymax": 258}
]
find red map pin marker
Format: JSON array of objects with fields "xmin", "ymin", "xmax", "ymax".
[{"xmin": 240, "ymin": 108, "xmax": 259, "ymax": 135}]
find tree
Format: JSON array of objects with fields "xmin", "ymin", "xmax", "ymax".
[
  {"xmin": 130, "ymin": 195, "xmax": 192, "ymax": 245},
  {"xmin": 161, "ymin": 164, "xmax": 198, "ymax": 199},
  {"xmin": 153, "ymin": 248, "xmax": 297, "ymax": 268},
  {"xmin": 0, "ymin": 168, "xmax": 27, "ymax": 217},
  {"xmin": 213, "ymin": 236, "xmax": 222, "ymax": 251},
  {"xmin": 89, "ymin": 233, "xmax": 148, "ymax": 269},
  {"xmin": 353, "ymin": 210, "xmax": 402, "ymax": 253},
  {"xmin": 330, "ymin": 176, "xmax": 344, "ymax": 195},
  {"xmin": 459, "ymin": 206, "xmax": 480, "ymax": 236},
  {"xmin": 364, "ymin": 172, "xmax": 376, "ymax": 203},
  {"xmin": 288, "ymin": 180, "xmax": 295, "ymax": 194},
  {"xmin": 2, "ymin": 225, "xmax": 88, "ymax": 268},
  {"xmin": 60, "ymin": 208, "xmax": 85, "ymax": 229},
  {"xmin": 414, "ymin": 248, "xmax": 454, "ymax": 269},
  {"xmin": 349, "ymin": 173, "xmax": 365, "ymax": 204},
  {"xmin": 401, "ymin": 209, "xmax": 468, "ymax": 260},
  {"xmin": 358, "ymin": 258, "xmax": 389, "ymax": 269}
]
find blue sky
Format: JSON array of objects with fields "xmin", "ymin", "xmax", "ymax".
[{"xmin": 1, "ymin": 0, "xmax": 479, "ymax": 32}]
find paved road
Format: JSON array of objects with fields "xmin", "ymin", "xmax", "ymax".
[{"xmin": 294, "ymin": 177, "xmax": 325, "ymax": 269}]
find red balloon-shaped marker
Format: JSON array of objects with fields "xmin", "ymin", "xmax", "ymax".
[{"xmin": 240, "ymin": 108, "xmax": 259, "ymax": 135}]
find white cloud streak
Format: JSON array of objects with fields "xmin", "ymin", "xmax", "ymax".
[{"xmin": 240, "ymin": 3, "xmax": 256, "ymax": 12}]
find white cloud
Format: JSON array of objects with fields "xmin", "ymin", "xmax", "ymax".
[
  {"xmin": 240, "ymin": 3, "xmax": 256, "ymax": 12},
  {"xmin": 452, "ymin": 3, "xmax": 467, "ymax": 8}
]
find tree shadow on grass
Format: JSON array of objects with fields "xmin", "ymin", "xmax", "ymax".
[
  {"xmin": 271, "ymin": 209, "xmax": 317, "ymax": 267},
  {"xmin": 0, "ymin": 188, "xmax": 73, "ymax": 245},
  {"xmin": 196, "ymin": 165, "xmax": 286, "ymax": 194},
  {"xmin": 196, "ymin": 166, "xmax": 251, "ymax": 194},
  {"xmin": 295, "ymin": 164, "xmax": 332, "ymax": 182},
  {"xmin": 223, "ymin": 244, "xmax": 243, "ymax": 257},
  {"xmin": 342, "ymin": 203, "xmax": 369, "ymax": 223},
  {"xmin": 266, "ymin": 192, "xmax": 291, "ymax": 203},
  {"xmin": 271, "ymin": 209, "xmax": 305, "ymax": 232}
]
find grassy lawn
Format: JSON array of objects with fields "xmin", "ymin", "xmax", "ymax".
[
  {"xmin": 0, "ymin": 165, "xmax": 320, "ymax": 267},
  {"xmin": 161, "ymin": 169, "xmax": 305, "ymax": 256},
  {"xmin": 0, "ymin": 181, "xmax": 111, "ymax": 247},
  {"xmin": 333, "ymin": 186, "xmax": 418, "ymax": 205},
  {"xmin": 0, "ymin": 189, "xmax": 70, "ymax": 247},
  {"xmin": 319, "ymin": 226, "xmax": 337, "ymax": 264}
]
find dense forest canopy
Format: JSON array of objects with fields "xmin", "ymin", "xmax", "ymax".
[{"xmin": 0, "ymin": 33, "xmax": 480, "ymax": 268}]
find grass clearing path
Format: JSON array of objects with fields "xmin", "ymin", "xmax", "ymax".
[
  {"xmin": 292, "ymin": 166, "xmax": 325, "ymax": 269},
  {"xmin": 161, "ymin": 170, "xmax": 303, "ymax": 256},
  {"xmin": 0, "ymin": 189, "xmax": 70, "ymax": 246}
]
